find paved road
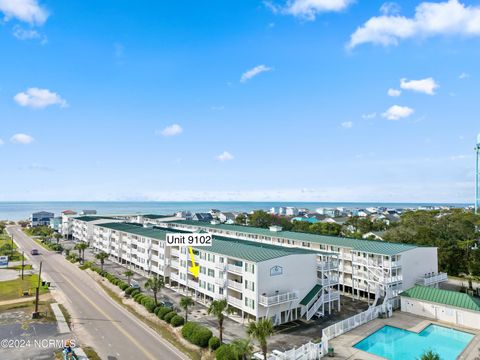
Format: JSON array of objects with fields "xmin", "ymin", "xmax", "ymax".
[{"xmin": 6, "ymin": 226, "xmax": 187, "ymax": 360}]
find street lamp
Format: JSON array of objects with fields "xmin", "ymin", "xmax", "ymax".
[{"xmin": 476, "ymin": 133, "xmax": 480, "ymax": 214}]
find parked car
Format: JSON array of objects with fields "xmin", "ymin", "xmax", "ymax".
[
  {"xmin": 30, "ymin": 249, "xmax": 39, "ymax": 255},
  {"xmin": 130, "ymin": 280, "xmax": 140, "ymax": 289}
]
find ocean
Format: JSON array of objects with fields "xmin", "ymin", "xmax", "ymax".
[{"xmin": 0, "ymin": 201, "xmax": 470, "ymax": 221}]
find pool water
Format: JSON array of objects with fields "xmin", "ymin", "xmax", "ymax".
[{"xmin": 354, "ymin": 324, "xmax": 474, "ymax": 360}]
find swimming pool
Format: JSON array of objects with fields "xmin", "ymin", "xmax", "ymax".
[{"xmin": 354, "ymin": 324, "xmax": 474, "ymax": 360}]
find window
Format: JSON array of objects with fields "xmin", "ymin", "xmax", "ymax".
[
  {"xmin": 200, "ymin": 266, "xmax": 206, "ymax": 275},
  {"xmin": 208, "ymin": 269, "xmax": 215, "ymax": 277},
  {"xmin": 245, "ymin": 263, "xmax": 255, "ymax": 274},
  {"xmin": 207, "ymin": 283, "xmax": 215, "ymax": 292},
  {"xmin": 245, "ymin": 280, "xmax": 254, "ymax": 291},
  {"xmin": 244, "ymin": 297, "xmax": 255, "ymax": 309}
]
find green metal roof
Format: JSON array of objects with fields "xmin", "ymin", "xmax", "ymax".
[
  {"xmin": 299, "ymin": 284, "xmax": 322, "ymax": 306},
  {"xmin": 167, "ymin": 221, "xmax": 419, "ymax": 256},
  {"xmin": 143, "ymin": 214, "xmax": 172, "ymax": 219},
  {"xmin": 400, "ymin": 285, "xmax": 480, "ymax": 312},
  {"xmin": 96, "ymin": 222, "xmax": 318, "ymax": 262},
  {"xmin": 74, "ymin": 216, "xmax": 115, "ymax": 222},
  {"xmin": 193, "ymin": 238, "xmax": 318, "ymax": 263},
  {"xmin": 97, "ymin": 222, "xmax": 168, "ymax": 240}
]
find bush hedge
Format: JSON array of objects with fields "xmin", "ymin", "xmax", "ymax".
[
  {"xmin": 170, "ymin": 315, "xmax": 185, "ymax": 327},
  {"xmin": 208, "ymin": 336, "xmax": 221, "ymax": 351},
  {"xmin": 163, "ymin": 311, "xmax": 176, "ymax": 323},
  {"xmin": 181, "ymin": 322, "xmax": 212, "ymax": 348},
  {"xmin": 157, "ymin": 307, "xmax": 173, "ymax": 320},
  {"xmin": 145, "ymin": 302, "xmax": 156, "ymax": 313},
  {"xmin": 215, "ymin": 344, "xmax": 238, "ymax": 360}
]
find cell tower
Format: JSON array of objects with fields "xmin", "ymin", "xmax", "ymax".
[{"xmin": 476, "ymin": 133, "xmax": 480, "ymax": 214}]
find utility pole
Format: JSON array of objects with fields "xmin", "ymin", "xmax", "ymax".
[
  {"xmin": 21, "ymin": 251, "xmax": 24, "ymax": 280},
  {"xmin": 32, "ymin": 261, "xmax": 42, "ymax": 319}
]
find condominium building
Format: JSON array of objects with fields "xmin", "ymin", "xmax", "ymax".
[
  {"xmin": 91, "ymin": 222, "xmax": 341, "ymax": 325},
  {"xmin": 153, "ymin": 220, "xmax": 447, "ymax": 307},
  {"xmin": 60, "ymin": 210, "xmax": 77, "ymax": 238},
  {"xmin": 71, "ymin": 216, "xmax": 124, "ymax": 244}
]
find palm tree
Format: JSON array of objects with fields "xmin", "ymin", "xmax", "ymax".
[
  {"xmin": 419, "ymin": 350, "xmax": 441, "ymax": 360},
  {"xmin": 95, "ymin": 251, "xmax": 109, "ymax": 271},
  {"xmin": 247, "ymin": 318, "xmax": 274, "ymax": 360},
  {"xmin": 74, "ymin": 242, "xmax": 88, "ymax": 264},
  {"xmin": 54, "ymin": 233, "xmax": 62, "ymax": 245},
  {"xmin": 231, "ymin": 338, "xmax": 253, "ymax": 360},
  {"xmin": 207, "ymin": 299, "xmax": 233, "ymax": 343},
  {"xmin": 144, "ymin": 275, "xmax": 164, "ymax": 306},
  {"xmin": 180, "ymin": 296, "xmax": 194, "ymax": 322},
  {"xmin": 124, "ymin": 270, "xmax": 134, "ymax": 284}
]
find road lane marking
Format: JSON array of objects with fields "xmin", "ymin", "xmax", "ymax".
[{"xmin": 55, "ymin": 272, "xmax": 157, "ymax": 360}]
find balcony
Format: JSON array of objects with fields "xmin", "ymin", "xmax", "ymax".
[
  {"xmin": 227, "ymin": 296, "xmax": 243, "ymax": 308},
  {"xmin": 317, "ymin": 261, "xmax": 337, "ymax": 271},
  {"xmin": 227, "ymin": 264, "xmax": 243, "ymax": 275},
  {"xmin": 319, "ymin": 277, "xmax": 339, "ymax": 287},
  {"xmin": 171, "ymin": 249, "xmax": 180, "ymax": 257},
  {"xmin": 259, "ymin": 291, "xmax": 298, "ymax": 306},
  {"xmin": 417, "ymin": 272, "xmax": 448, "ymax": 286},
  {"xmin": 227, "ymin": 280, "xmax": 243, "ymax": 292},
  {"xmin": 170, "ymin": 259, "xmax": 180, "ymax": 269},
  {"xmin": 170, "ymin": 273, "xmax": 179, "ymax": 282}
]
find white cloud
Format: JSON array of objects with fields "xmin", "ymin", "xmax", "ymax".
[
  {"xmin": 0, "ymin": 139, "xmax": 4, "ymax": 145},
  {"xmin": 362, "ymin": 112, "xmax": 376, "ymax": 119},
  {"xmin": 387, "ymin": 88, "xmax": 402, "ymax": 97},
  {"xmin": 11, "ymin": 133, "xmax": 34, "ymax": 144},
  {"xmin": 14, "ymin": 88, "xmax": 67, "ymax": 108},
  {"xmin": 12, "ymin": 25, "xmax": 46, "ymax": 43},
  {"xmin": 240, "ymin": 65, "xmax": 272, "ymax": 83},
  {"xmin": 348, "ymin": 0, "xmax": 480, "ymax": 48},
  {"xmin": 380, "ymin": 2, "xmax": 401, "ymax": 15},
  {"xmin": 267, "ymin": 0, "xmax": 353, "ymax": 20},
  {"xmin": 382, "ymin": 105, "xmax": 414, "ymax": 120},
  {"xmin": 216, "ymin": 151, "xmax": 234, "ymax": 161},
  {"xmin": 459, "ymin": 72, "xmax": 469, "ymax": 79},
  {"xmin": 341, "ymin": 121, "xmax": 353, "ymax": 129},
  {"xmin": 400, "ymin": 77, "xmax": 438, "ymax": 95},
  {"xmin": 0, "ymin": 0, "xmax": 48, "ymax": 25},
  {"xmin": 158, "ymin": 124, "xmax": 183, "ymax": 137}
]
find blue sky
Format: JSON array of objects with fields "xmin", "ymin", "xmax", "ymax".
[{"xmin": 0, "ymin": 0, "xmax": 479, "ymax": 202}]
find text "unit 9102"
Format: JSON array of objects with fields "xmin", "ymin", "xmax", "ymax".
[{"xmin": 166, "ymin": 233, "xmax": 213, "ymax": 246}]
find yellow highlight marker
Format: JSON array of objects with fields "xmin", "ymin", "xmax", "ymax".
[{"xmin": 188, "ymin": 247, "xmax": 199, "ymax": 278}]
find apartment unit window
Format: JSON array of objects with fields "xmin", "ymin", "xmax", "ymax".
[
  {"xmin": 219, "ymin": 288, "xmax": 224, "ymax": 295},
  {"xmin": 219, "ymin": 257, "xmax": 224, "ymax": 263},
  {"xmin": 244, "ymin": 280, "xmax": 254, "ymax": 291},
  {"xmin": 200, "ymin": 266, "xmax": 206, "ymax": 275},
  {"xmin": 199, "ymin": 280, "xmax": 206, "ymax": 289},
  {"xmin": 180, "ymin": 260, "xmax": 187, "ymax": 267},
  {"xmin": 207, "ymin": 283, "xmax": 215, "ymax": 292},
  {"xmin": 245, "ymin": 263, "xmax": 255, "ymax": 274},
  {"xmin": 244, "ymin": 297, "xmax": 255, "ymax": 309},
  {"xmin": 207, "ymin": 254, "xmax": 216, "ymax": 262},
  {"xmin": 208, "ymin": 269, "xmax": 215, "ymax": 277}
]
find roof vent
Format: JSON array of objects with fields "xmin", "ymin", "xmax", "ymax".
[
  {"xmin": 269, "ymin": 225, "xmax": 283, "ymax": 232},
  {"xmin": 210, "ymin": 220, "xmax": 221, "ymax": 225}
]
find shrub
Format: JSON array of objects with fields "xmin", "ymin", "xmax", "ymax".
[
  {"xmin": 191, "ymin": 326, "xmax": 212, "ymax": 348},
  {"xmin": 79, "ymin": 261, "xmax": 92, "ymax": 270},
  {"xmin": 134, "ymin": 293, "xmax": 144, "ymax": 303},
  {"xmin": 154, "ymin": 306, "xmax": 163, "ymax": 316},
  {"xmin": 157, "ymin": 307, "xmax": 172, "ymax": 320},
  {"xmin": 141, "ymin": 296, "xmax": 153, "ymax": 306},
  {"xmin": 209, "ymin": 336, "xmax": 221, "ymax": 351},
  {"xmin": 119, "ymin": 283, "xmax": 129, "ymax": 291},
  {"xmin": 130, "ymin": 289, "xmax": 140, "ymax": 297},
  {"xmin": 181, "ymin": 322, "xmax": 212, "ymax": 348},
  {"xmin": 170, "ymin": 315, "xmax": 185, "ymax": 327},
  {"xmin": 164, "ymin": 311, "xmax": 176, "ymax": 323},
  {"xmin": 125, "ymin": 287, "xmax": 135, "ymax": 295},
  {"xmin": 145, "ymin": 302, "xmax": 156, "ymax": 313},
  {"xmin": 215, "ymin": 344, "xmax": 238, "ymax": 360}
]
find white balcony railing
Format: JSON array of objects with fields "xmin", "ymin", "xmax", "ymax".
[
  {"xmin": 227, "ymin": 264, "xmax": 243, "ymax": 274},
  {"xmin": 259, "ymin": 291, "xmax": 298, "ymax": 307},
  {"xmin": 317, "ymin": 261, "xmax": 338, "ymax": 271},
  {"xmin": 171, "ymin": 249, "xmax": 180, "ymax": 257},
  {"xmin": 227, "ymin": 280, "xmax": 243, "ymax": 291},
  {"xmin": 215, "ymin": 262, "xmax": 226, "ymax": 271},
  {"xmin": 215, "ymin": 278, "xmax": 226, "ymax": 288},
  {"xmin": 170, "ymin": 259, "xmax": 179, "ymax": 268},
  {"xmin": 227, "ymin": 296, "xmax": 243, "ymax": 308},
  {"xmin": 417, "ymin": 272, "xmax": 448, "ymax": 286},
  {"xmin": 170, "ymin": 273, "xmax": 179, "ymax": 282}
]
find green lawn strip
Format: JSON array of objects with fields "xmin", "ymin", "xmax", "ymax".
[
  {"xmin": 97, "ymin": 281, "xmax": 202, "ymax": 360},
  {"xmin": 8, "ymin": 264, "xmax": 33, "ymax": 271},
  {"xmin": 82, "ymin": 346, "xmax": 102, "ymax": 360},
  {"xmin": 58, "ymin": 303, "xmax": 72, "ymax": 328},
  {"xmin": 0, "ymin": 274, "xmax": 49, "ymax": 301}
]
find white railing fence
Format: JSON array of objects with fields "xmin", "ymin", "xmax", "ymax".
[{"xmin": 268, "ymin": 341, "xmax": 323, "ymax": 360}]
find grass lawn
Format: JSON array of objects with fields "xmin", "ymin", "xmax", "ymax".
[
  {"xmin": 0, "ymin": 231, "xmax": 22, "ymax": 261},
  {"xmin": 0, "ymin": 299, "xmax": 56, "ymax": 322},
  {"xmin": 0, "ymin": 274, "xmax": 49, "ymax": 301},
  {"xmin": 8, "ymin": 264, "xmax": 33, "ymax": 271}
]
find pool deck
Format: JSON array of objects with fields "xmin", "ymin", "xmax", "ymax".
[{"xmin": 326, "ymin": 311, "xmax": 480, "ymax": 359}]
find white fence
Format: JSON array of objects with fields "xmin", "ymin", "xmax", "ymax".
[{"xmin": 268, "ymin": 341, "xmax": 323, "ymax": 360}]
